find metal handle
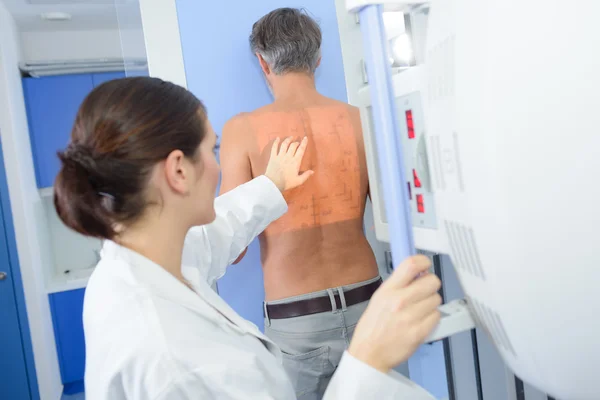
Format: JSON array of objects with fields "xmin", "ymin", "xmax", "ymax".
[
  {"xmin": 360, "ymin": 59, "xmax": 368, "ymax": 84},
  {"xmin": 0, "ymin": 272, "xmax": 7, "ymax": 281},
  {"xmin": 384, "ymin": 250, "xmax": 394, "ymax": 274},
  {"xmin": 359, "ymin": 5, "xmax": 416, "ymax": 268}
]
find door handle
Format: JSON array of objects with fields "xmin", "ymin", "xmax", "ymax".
[
  {"xmin": 0, "ymin": 271, "xmax": 7, "ymax": 281},
  {"xmin": 384, "ymin": 250, "xmax": 393, "ymax": 274}
]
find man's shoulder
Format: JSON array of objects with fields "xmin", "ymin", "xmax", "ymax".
[
  {"xmin": 309, "ymin": 98, "xmax": 362, "ymax": 125},
  {"xmin": 222, "ymin": 112, "xmax": 254, "ymax": 141},
  {"xmin": 251, "ymin": 102, "xmax": 278, "ymax": 113},
  {"xmin": 225, "ymin": 100, "xmax": 361, "ymax": 129},
  {"xmin": 316, "ymin": 95, "xmax": 359, "ymax": 110},
  {"xmin": 346, "ymin": 103, "xmax": 360, "ymax": 114},
  {"xmin": 333, "ymin": 100, "xmax": 361, "ymax": 119},
  {"xmin": 314, "ymin": 98, "xmax": 362, "ymax": 129},
  {"xmin": 224, "ymin": 111, "xmax": 250, "ymax": 127},
  {"xmin": 224, "ymin": 106, "xmax": 275, "ymax": 128},
  {"xmin": 325, "ymin": 97, "xmax": 361, "ymax": 119}
]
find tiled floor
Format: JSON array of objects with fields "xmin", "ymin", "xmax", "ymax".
[{"xmin": 61, "ymin": 393, "xmax": 85, "ymax": 400}]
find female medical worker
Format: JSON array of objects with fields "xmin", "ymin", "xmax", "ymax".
[{"xmin": 53, "ymin": 77, "xmax": 442, "ymax": 400}]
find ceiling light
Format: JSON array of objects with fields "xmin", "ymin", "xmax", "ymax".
[{"xmin": 391, "ymin": 33, "xmax": 413, "ymax": 66}]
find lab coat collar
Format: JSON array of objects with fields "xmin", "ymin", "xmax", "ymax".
[
  {"xmin": 100, "ymin": 240, "xmax": 206, "ymax": 310},
  {"xmin": 100, "ymin": 240, "xmax": 277, "ymax": 352}
]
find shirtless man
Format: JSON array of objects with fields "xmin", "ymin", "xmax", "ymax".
[{"xmin": 219, "ymin": 8, "xmax": 380, "ymax": 399}]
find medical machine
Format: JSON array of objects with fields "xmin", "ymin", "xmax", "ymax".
[{"xmin": 347, "ymin": 0, "xmax": 600, "ymax": 399}]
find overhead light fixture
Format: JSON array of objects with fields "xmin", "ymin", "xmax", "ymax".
[
  {"xmin": 40, "ymin": 12, "xmax": 72, "ymax": 21},
  {"xmin": 391, "ymin": 33, "xmax": 413, "ymax": 66},
  {"xmin": 382, "ymin": 11, "xmax": 405, "ymax": 40}
]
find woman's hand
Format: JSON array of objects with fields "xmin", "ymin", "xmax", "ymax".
[
  {"xmin": 264, "ymin": 136, "xmax": 314, "ymax": 192},
  {"xmin": 348, "ymin": 255, "xmax": 442, "ymax": 373}
]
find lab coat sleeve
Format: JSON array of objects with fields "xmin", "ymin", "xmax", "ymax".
[
  {"xmin": 182, "ymin": 175, "xmax": 287, "ymax": 286},
  {"xmin": 323, "ymin": 352, "xmax": 436, "ymax": 400}
]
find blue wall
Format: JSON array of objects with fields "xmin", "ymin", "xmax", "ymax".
[{"xmin": 174, "ymin": 0, "xmax": 347, "ymax": 329}]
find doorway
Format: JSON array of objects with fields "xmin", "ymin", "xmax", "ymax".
[{"xmin": 0, "ymin": 137, "xmax": 37, "ymax": 400}]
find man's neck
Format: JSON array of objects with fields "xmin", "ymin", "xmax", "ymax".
[{"xmin": 271, "ymin": 72, "xmax": 319, "ymax": 103}]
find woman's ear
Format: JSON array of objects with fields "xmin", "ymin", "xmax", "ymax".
[{"xmin": 163, "ymin": 150, "xmax": 190, "ymax": 195}]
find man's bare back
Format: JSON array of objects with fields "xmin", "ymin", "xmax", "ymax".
[{"xmin": 220, "ymin": 95, "xmax": 378, "ymax": 301}]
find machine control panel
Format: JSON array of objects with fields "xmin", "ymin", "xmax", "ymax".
[
  {"xmin": 397, "ymin": 91, "xmax": 437, "ymax": 229},
  {"xmin": 366, "ymin": 90, "xmax": 437, "ymax": 231}
]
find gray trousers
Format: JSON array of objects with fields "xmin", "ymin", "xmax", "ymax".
[{"xmin": 264, "ymin": 276, "xmax": 380, "ymax": 400}]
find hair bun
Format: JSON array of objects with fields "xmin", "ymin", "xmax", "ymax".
[
  {"xmin": 54, "ymin": 76, "xmax": 206, "ymax": 241},
  {"xmin": 62, "ymin": 142, "xmax": 96, "ymax": 174}
]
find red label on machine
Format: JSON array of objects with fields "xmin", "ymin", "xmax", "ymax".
[
  {"xmin": 416, "ymin": 194, "xmax": 425, "ymax": 213},
  {"xmin": 413, "ymin": 169, "xmax": 421, "ymax": 188},
  {"xmin": 406, "ymin": 110, "xmax": 415, "ymax": 139}
]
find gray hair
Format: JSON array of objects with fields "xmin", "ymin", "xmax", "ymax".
[{"xmin": 249, "ymin": 8, "xmax": 322, "ymax": 75}]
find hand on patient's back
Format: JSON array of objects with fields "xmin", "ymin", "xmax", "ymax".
[
  {"xmin": 348, "ymin": 255, "xmax": 442, "ymax": 373},
  {"xmin": 265, "ymin": 136, "xmax": 314, "ymax": 192}
]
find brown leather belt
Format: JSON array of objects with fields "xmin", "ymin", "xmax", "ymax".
[{"xmin": 265, "ymin": 278, "xmax": 382, "ymax": 320}]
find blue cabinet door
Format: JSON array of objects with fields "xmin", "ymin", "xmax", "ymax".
[
  {"xmin": 49, "ymin": 288, "xmax": 86, "ymax": 385},
  {"xmin": 174, "ymin": 0, "xmax": 347, "ymax": 330},
  {"xmin": 23, "ymin": 74, "xmax": 95, "ymax": 188},
  {"xmin": 91, "ymin": 71, "xmax": 126, "ymax": 87},
  {"xmin": 0, "ymin": 141, "xmax": 35, "ymax": 399}
]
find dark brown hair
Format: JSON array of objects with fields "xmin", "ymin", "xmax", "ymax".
[{"xmin": 54, "ymin": 77, "xmax": 207, "ymax": 240}]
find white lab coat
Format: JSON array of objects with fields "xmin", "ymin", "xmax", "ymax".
[{"xmin": 83, "ymin": 175, "xmax": 434, "ymax": 399}]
